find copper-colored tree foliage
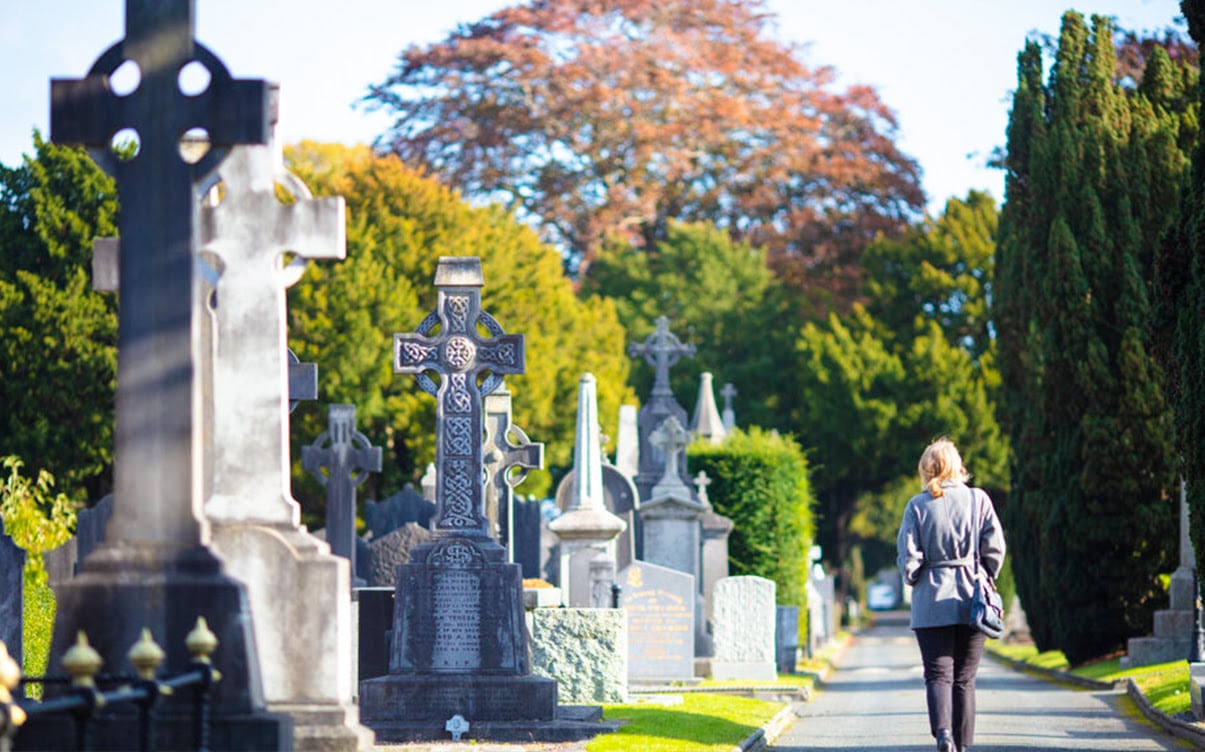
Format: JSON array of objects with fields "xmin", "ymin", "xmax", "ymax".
[{"xmin": 366, "ymin": 0, "xmax": 924, "ymax": 305}]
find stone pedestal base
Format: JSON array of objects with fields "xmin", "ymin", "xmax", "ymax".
[
  {"xmin": 211, "ymin": 525, "xmax": 372, "ymax": 751},
  {"xmin": 359, "ymin": 690, "xmax": 610, "ymax": 744},
  {"xmin": 710, "ymin": 661, "xmax": 777, "ymax": 681},
  {"xmin": 360, "ymin": 673, "xmax": 557, "ymax": 722},
  {"xmin": 1122, "ymin": 607, "xmax": 1194, "ymax": 668},
  {"xmin": 20, "ymin": 543, "xmax": 291, "ymax": 751}
]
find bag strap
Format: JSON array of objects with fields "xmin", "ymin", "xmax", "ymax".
[{"xmin": 969, "ymin": 485, "xmax": 981, "ymax": 577}]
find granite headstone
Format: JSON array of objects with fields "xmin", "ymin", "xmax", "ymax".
[
  {"xmin": 711, "ymin": 576, "xmax": 777, "ymax": 681},
  {"xmin": 618, "ymin": 561, "xmax": 695, "ymax": 682},
  {"xmin": 365, "ymin": 484, "xmax": 434, "ymax": 540}
]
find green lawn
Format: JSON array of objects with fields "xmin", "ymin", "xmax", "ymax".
[
  {"xmin": 588, "ymin": 693, "xmax": 786, "ymax": 752},
  {"xmin": 988, "ymin": 644, "xmax": 1192, "ymax": 716}
]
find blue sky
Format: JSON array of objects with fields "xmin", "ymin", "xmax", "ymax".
[{"xmin": 0, "ymin": 0, "xmax": 1184, "ymax": 213}]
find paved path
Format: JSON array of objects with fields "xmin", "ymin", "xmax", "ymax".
[{"xmin": 771, "ymin": 612, "xmax": 1191, "ymax": 751}]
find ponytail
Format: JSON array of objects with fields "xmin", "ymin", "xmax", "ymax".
[{"xmin": 918, "ymin": 438, "xmax": 970, "ymax": 498}]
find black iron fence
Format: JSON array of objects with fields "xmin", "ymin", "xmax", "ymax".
[{"xmin": 0, "ymin": 617, "xmax": 220, "ymax": 752}]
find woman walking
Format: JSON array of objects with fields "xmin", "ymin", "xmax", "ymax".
[{"xmin": 897, "ymin": 439, "xmax": 1005, "ymax": 752}]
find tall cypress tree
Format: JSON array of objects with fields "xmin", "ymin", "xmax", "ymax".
[
  {"xmin": 995, "ymin": 13, "xmax": 1190, "ymax": 664},
  {"xmin": 1158, "ymin": 0, "xmax": 1205, "ymax": 580}
]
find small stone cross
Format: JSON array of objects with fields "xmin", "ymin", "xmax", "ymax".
[
  {"xmin": 51, "ymin": 0, "xmax": 270, "ymax": 545},
  {"xmin": 649, "ymin": 415, "xmax": 692, "ymax": 498},
  {"xmin": 445, "ymin": 714, "xmax": 469, "ymax": 741},
  {"xmin": 628, "ymin": 316, "xmax": 695, "ymax": 398},
  {"xmin": 302, "ymin": 404, "xmax": 382, "ymax": 582},
  {"xmin": 693, "ymin": 470, "xmax": 712, "ymax": 506},
  {"xmin": 483, "ymin": 381, "xmax": 544, "ymax": 559},
  {"xmin": 720, "ymin": 382, "xmax": 738, "ymax": 431},
  {"xmin": 394, "ymin": 257, "xmax": 525, "ymax": 539}
]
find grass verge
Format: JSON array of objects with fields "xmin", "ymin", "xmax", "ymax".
[
  {"xmin": 588, "ymin": 693, "xmax": 785, "ymax": 752},
  {"xmin": 987, "ymin": 643, "xmax": 1192, "ymax": 716}
]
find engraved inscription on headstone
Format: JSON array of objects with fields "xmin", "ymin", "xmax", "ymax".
[
  {"xmin": 618, "ymin": 561, "xmax": 695, "ymax": 681},
  {"xmin": 430, "ymin": 539, "xmax": 484, "ymax": 673}
]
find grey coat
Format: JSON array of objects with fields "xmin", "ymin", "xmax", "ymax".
[{"xmin": 897, "ymin": 482, "xmax": 1005, "ymax": 629}]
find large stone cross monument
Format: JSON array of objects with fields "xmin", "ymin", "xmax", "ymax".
[
  {"xmin": 196, "ymin": 128, "xmax": 372, "ymax": 747},
  {"xmin": 628, "ymin": 316, "xmax": 696, "ymax": 502},
  {"xmin": 360, "ymin": 257, "xmax": 558, "ymax": 742},
  {"xmin": 483, "ymin": 382, "xmax": 544, "ymax": 560},
  {"xmin": 41, "ymin": 0, "xmax": 289, "ymax": 747}
]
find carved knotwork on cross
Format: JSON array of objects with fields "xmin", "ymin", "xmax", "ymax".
[{"xmin": 394, "ymin": 257, "xmax": 525, "ymax": 538}]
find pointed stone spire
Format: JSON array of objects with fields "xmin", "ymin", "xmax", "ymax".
[
  {"xmin": 549, "ymin": 374, "xmax": 626, "ymax": 606},
  {"xmin": 691, "ymin": 372, "xmax": 726, "ymax": 445}
]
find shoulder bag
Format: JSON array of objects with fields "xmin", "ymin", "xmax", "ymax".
[{"xmin": 968, "ymin": 487, "xmax": 1005, "ymax": 639}]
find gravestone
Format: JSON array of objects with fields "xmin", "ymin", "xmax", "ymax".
[
  {"xmin": 614, "ymin": 404, "xmax": 640, "ymax": 480},
  {"xmin": 720, "ymin": 383, "xmax": 737, "ymax": 432},
  {"xmin": 0, "ymin": 519, "xmax": 24, "ymax": 668},
  {"xmin": 359, "ymin": 257, "xmax": 563, "ymax": 742},
  {"xmin": 363, "ymin": 523, "xmax": 431, "ymax": 588},
  {"xmin": 483, "ymin": 380, "xmax": 544, "ymax": 560},
  {"xmin": 365, "ymin": 485, "xmax": 434, "ymax": 540},
  {"xmin": 511, "ymin": 496, "xmax": 544, "ymax": 580},
  {"xmin": 640, "ymin": 416, "xmax": 704, "ymax": 579},
  {"xmin": 618, "ymin": 561, "xmax": 695, "ymax": 682},
  {"xmin": 194, "ymin": 122, "xmax": 372, "ymax": 749},
  {"xmin": 695, "ymin": 471, "xmax": 733, "ymax": 637},
  {"xmin": 629, "ymin": 317, "xmax": 695, "ymax": 505},
  {"xmin": 549, "ymin": 374, "xmax": 626, "ymax": 607},
  {"xmin": 690, "ymin": 372, "xmax": 726, "ymax": 445},
  {"xmin": 1125, "ymin": 480, "xmax": 1196, "ymax": 667},
  {"xmin": 36, "ymin": 2, "xmax": 290, "ymax": 747},
  {"xmin": 711, "ymin": 576, "xmax": 777, "ymax": 681},
  {"xmin": 555, "ymin": 464, "xmax": 640, "ymax": 572},
  {"xmin": 73, "ymin": 493, "xmax": 113, "ymax": 574},
  {"xmin": 530, "ymin": 609, "xmax": 627, "ymax": 703},
  {"xmin": 303, "ymin": 403, "xmax": 382, "ymax": 586},
  {"xmin": 420, "ymin": 463, "xmax": 437, "ymax": 503},
  {"xmin": 776, "ymin": 606, "xmax": 800, "ymax": 674}
]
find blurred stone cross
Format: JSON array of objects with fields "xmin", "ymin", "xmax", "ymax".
[
  {"xmin": 649, "ymin": 415, "xmax": 692, "ymax": 498},
  {"xmin": 720, "ymin": 382, "xmax": 737, "ymax": 431},
  {"xmin": 483, "ymin": 381, "xmax": 544, "ymax": 560},
  {"xmin": 394, "ymin": 256, "xmax": 525, "ymax": 539},
  {"xmin": 628, "ymin": 315, "xmax": 696, "ymax": 398},
  {"xmin": 51, "ymin": 0, "xmax": 270, "ymax": 547},
  {"xmin": 198, "ymin": 112, "xmax": 346, "ymax": 527},
  {"xmin": 303, "ymin": 404, "xmax": 382, "ymax": 584}
]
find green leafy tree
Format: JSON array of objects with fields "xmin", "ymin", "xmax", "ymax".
[
  {"xmin": 1, "ymin": 456, "xmax": 77, "ymax": 677},
  {"xmin": 285, "ymin": 144, "xmax": 633, "ymax": 521},
  {"xmin": 0, "ymin": 134, "xmax": 118, "ymax": 503},
  {"xmin": 995, "ymin": 13, "xmax": 1190, "ymax": 663},
  {"xmin": 797, "ymin": 193, "xmax": 1009, "ymax": 601},
  {"xmin": 1156, "ymin": 0, "xmax": 1205, "ymax": 581},
  {"xmin": 580, "ymin": 220, "xmax": 795, "ymax": 431},
  {"xmin": 688, "ymin": 428, "xmax": 814, "ymax": 606}
]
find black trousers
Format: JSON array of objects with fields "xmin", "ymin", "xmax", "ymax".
[{"xmin": 914, "ymin": 624, "xmax": 986, "ymax": 747}]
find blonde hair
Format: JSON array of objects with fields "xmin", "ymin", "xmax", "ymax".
[{"xmin": 918, "ymin": 438, "xmax": 970, "ymax": 498}]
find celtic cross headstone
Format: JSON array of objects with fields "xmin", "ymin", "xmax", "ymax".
[
  {"xmin": 649, "ymin": 415, "xmax": 692, "ymax": 499},
  {"xmin": 628, "ymin": 316, "xmax": 695, "ymax": 501},
  {"xmin": 393, "ymin": 257, "xmax": 525, "ymax": 539},
  {"xmin": 37, "ymin": 1, "xmax": 289, "ymax": 747},
  {"xmin": 303, "ymin": 404, "xmax": 382, "ymax": 584},
  {"xmin": 360, "ymin": 257, "xmax": 557, "ymax": 735},
  {"xmin": 483, "ymin": 381, "xmax": 544, "ymax": 559}
]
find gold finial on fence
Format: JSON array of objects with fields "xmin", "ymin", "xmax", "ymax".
[
  {"xmin": 128, "ymin": 629, "xmax": 165, "ymax": 680},
  {"xmin": 63, "ymin": 631, "xmax": 103, "ymax": 689},
  {"xmin": 185, "ymin": 617, "xmax": 218, "ymax": 665},
  {"xmin": 0, "ymin": 641, "xmax": 27, "ymax": 727}
]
